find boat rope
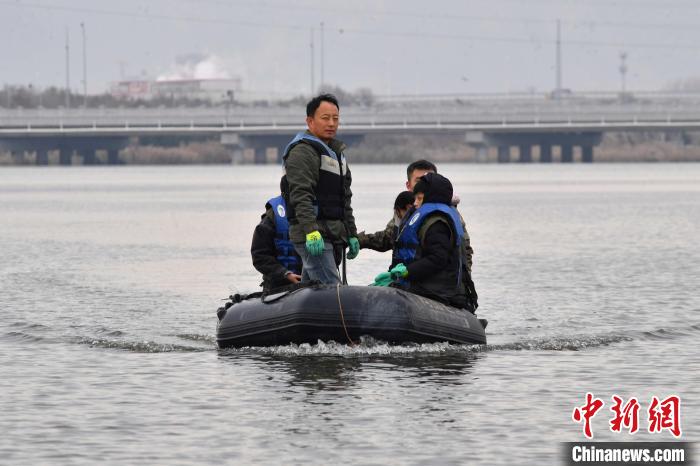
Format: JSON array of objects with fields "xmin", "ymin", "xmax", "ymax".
[
  {"xmin": 336, "ymin": 284, "xmax": 356, "ymax": 346},
  {"xmin": 341, "ymin": 248, "xmax": 348, "ymax": 285}
]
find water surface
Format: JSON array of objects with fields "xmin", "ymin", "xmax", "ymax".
[{"xmin": 1, "ymin": 163, "xmax": 698, "ymax": 465}]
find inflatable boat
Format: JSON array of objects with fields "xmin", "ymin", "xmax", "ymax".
[{"xmin": 216, "ymin": 284, "xmax": 487, "ymax": 348}]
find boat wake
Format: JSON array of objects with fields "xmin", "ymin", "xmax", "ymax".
[
  {"xmin": 218, "ymin": 323, "xmax": 700, "ymax": 357},
  {"xmin": 483, "ymin": 333, "xmax": 635, "ymax": 352},
  {"xmin": 219, "ymin": 336, "xmax": 471, "ymax": 357},
  {"xmin": 74, "ymin": 336, "xmax": 209, "ymax": 353},
  {"xmin": 176, "ymin": 333, "xmax": 218, "ymax": 344}
]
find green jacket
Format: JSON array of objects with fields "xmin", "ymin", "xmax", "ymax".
[{"xmin": 284, "ymin": 132, "xmax": 357, "ymax": 244}]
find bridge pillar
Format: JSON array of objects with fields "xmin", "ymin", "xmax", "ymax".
[
  {"xmin": 107, "ymin": 149, "xmax": 121, "ymax": 165},
  {"xmin": 254, "ymin": 147, "xmax": 267, "ymax": 164},
  {"xmin": 561, "ymin": 145, "xmax": 573, "ymax": 163},
  {"xmin": 82, "ymin": 150, "xmax": 97, "ymax": 165},
  {"xmin": 582, "ymin": 145, "xmax": 594, "ymax": 163},
  {"xmin": 485, "ymin": 131, "xmax": 602, "ymax": 164},
  {"xmin": 465, "ymin": 132, "xmax": 489, "ymax": 163},
  {"xmin": 264, "ymin": 147, "xmax": 279, "ymax": 164},
  {"xmin": 497, "ymin": 146, "xmax": 510, "ymax": 163},
  {"xmin": 518, "ymin": 145, "xmax": 532, "ymax": 163},
  {"xmin": 540, "ymin": 144, "xmax": 552, "ymax": 163},
  {"xmin": 231, "ymin": 148, "xmax": 244, "ymax": 164},
  {"xmin": 36, "ymin": 149, "xmax": 49, "ymax": 166},
  {"xmin": 59, "ymin": 149, "xmax": 72, "ymax": 165},
  {"xmin": 475, "ymin": 145, "xmax": 489, "ymax": 163}
]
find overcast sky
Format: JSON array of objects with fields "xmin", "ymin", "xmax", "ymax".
[{"xmin": 2, "ymin": 0, "xmax": 700, "ymax": 96}]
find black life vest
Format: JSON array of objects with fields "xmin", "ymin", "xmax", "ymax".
[{"xmin": 282, "ymin": 132, "xmax": 346, "ymax": 222}]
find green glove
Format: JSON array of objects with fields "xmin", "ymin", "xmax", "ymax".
[
  {"xmin": 305, "ymin": 230, "xmax": 324, "ymax": 257},
  {"xmin": 347, "ymin": 237, "xmax": 360, "ymax": 260},
  {"xmin": 371, "ymin": 271, "xmax": 393, "ymax": 287},
  {"xmin": 390, "ymin": 263, "xmax": 408, "ymax": 279}
]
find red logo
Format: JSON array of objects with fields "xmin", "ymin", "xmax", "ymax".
[
  {"xmin": 572, "ymin": 394, "xmax": 682, "ymax": 438},
  {"xmin": 648, "ymin": 395, "xmax": 682, "ymax": 437},
  {"xmin": 572, "ymin": 392, "xmax": 604, "ymax": 438},
  {"xmin": 609, "ymin": 395, "xmax": 640, "ymax": 434}
]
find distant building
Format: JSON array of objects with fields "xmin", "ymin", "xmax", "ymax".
[
  {"xmin": 152, "ymin": 78, "xmax": 241, "ymax": 102},
  {"xmin": 110, "ymin": 80, "xmax": 153, "ymax": 100},
  {"xmin": 110, "ymin": 78, "xmax": 241, "ymax": 102}
]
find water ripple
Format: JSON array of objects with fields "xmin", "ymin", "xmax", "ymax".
[
  {"xmin": 74, "ymin": 337, "xmax": 207, "ymax": 353},
  {"xmin": 2, "ymin": 331, "xmax": 47, "ymax": 344},
  {"xmin": 484, "ymin": 334, "xmax": 634, "ymax": 352},
  {"xmin": 175, "ymin": 333, "xmax": 218, "ymax": 344}
]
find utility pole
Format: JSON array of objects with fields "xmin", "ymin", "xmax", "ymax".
[
  {"xmin": 81, "ymin": 22, "xmax": 87, "ymax": 107},
  {"xmin": 555, "ymin": 19, "xmax": 562, "ymax": 94},
  {"xmin": 619, "ymin": 52, "xmax": 628, "ymax": 95},
  {"xmin": 65, "ymin": 27, "xmax": 71, "ymax": 108},
  {"xmin": 310, "ymin": 28, "xmax": 315, "ymax": 96},
  {"xmin": 320, "ymin": 21, "xmax": 325, "ymax": 90}
]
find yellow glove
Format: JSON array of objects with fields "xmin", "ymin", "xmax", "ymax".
[{"xmin": 305, "ymin": 230, "xmax": 324, "ymax": 256}]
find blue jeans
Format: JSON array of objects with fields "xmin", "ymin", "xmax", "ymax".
[{"xmin": 294, "ymin": 242, "xmax": 341, "ymax": 285}]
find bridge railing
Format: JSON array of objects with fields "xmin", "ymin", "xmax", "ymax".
[{"xmin": 3, "ymin": 96, "xmax": 700, "ymax": 129}]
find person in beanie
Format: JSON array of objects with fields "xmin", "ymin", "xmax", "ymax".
[
  {"xmin": 250, "ymin": 177, "xmax": 303, "ymax": 292},
  {"xmin": 373, "ymin": 173, "xmax": 468, "ymax": 309}
]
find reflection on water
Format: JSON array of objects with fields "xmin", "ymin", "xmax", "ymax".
[{"xmin": 219, "ymin": 344, "xmax": 481, "ymax": 393}]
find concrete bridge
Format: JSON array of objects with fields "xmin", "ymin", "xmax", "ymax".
[{"xmin": 2, "ymin": 91, "xmax": 700, "ymax": 164}]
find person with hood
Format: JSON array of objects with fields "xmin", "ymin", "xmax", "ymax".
[
  {"xmin": 250, "ymin": 177, "xmax": 303, "ymax": 292},
  {"xmin": 373, "ymin": 173, "xmax": 470, "ymax": 310}
]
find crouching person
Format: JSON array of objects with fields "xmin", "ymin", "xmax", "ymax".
[
  {"xmin": 251, "ymin": 180, "xmax": 302, "ymax": 292},
  {"xmin": 374, "ymin": 173, "xmax": 468, "ymax": 310}
]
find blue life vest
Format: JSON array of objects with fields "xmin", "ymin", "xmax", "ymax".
[
  {"xmin": 267, "ymin": 195, "xmax": 302, "ymax": 275},
  {"xmin": 394, "ymin": 203, "xmax": 463, "ymax": 284},
  {"xmin": 282, "ymin": 132, "xmax": 346, "ymax": 221}
]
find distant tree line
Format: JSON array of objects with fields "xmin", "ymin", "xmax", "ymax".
[
  {"xmin": 0, "ymin": 85, "xmax": 220, "ymax": 109},
  {"xmin": 0, "ymin": 84, "xmax": 376, "ymax": 109}
]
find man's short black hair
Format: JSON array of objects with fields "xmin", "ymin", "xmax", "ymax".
[
  {"xmin": 406, "ymin": 159, "xmax": 438, "ymax": 180},
  {"xmin": 306, "ymin": 93, "xmax": 340, "ymax": 117}
]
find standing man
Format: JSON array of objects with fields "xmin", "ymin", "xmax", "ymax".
[{"xmin": 282, "ymin": 94, "xmax": 359, "ymax": 284}]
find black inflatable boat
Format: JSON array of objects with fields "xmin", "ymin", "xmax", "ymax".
[{"xmin": 216, "ymin": 284, "xmax": 487, "ymax": 348}]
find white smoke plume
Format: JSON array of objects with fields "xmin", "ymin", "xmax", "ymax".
[{"xmin": 157, "ymin": 53, "xmax": 232, "ymax": 81}]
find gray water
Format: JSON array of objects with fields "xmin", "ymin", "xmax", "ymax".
[{"xmin": 1, "ymin": 163, "xmax": 698, "ymax": 465}]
